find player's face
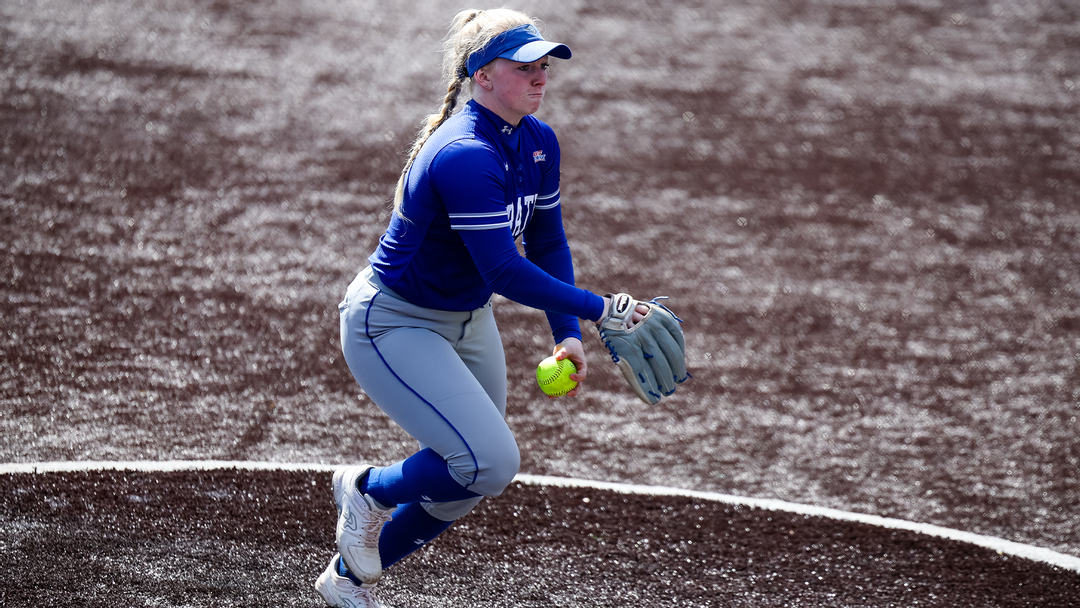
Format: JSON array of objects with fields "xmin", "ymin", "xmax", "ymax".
[{"xmin": 479, "ymin": 56, "xmax": 550, "ymax": 125}]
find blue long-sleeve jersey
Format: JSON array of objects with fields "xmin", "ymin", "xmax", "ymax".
[{"xmin": 368, "ymin": 100, "xmax": 605, "ymax": 343}]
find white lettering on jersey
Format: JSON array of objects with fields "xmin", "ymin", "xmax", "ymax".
[{"xmin": 507, "ymin": 194, "xmax": 537, "ymax": 239}]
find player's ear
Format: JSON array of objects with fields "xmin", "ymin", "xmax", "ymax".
[{"xmin": 473, "ymin": 65, "xmax": 494, "ymax": 90}]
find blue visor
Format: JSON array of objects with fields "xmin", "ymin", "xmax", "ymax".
[{"xmin": 464, "ymin": 24, "xmax": 572, "ymax": 77}]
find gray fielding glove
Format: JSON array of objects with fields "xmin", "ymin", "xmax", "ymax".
[{"xmin": 597, "ymin": 293, "xmax": 690, "ymax": 405}]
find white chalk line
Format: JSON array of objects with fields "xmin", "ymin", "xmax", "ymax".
[{"xmin": 3, "ymin": 460, "xmax": 1078, "ymax": 574}]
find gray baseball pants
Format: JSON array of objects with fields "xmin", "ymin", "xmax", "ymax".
[{"xmin": 338, "ymin": 267, "xmax": 519, "ymax": 520}]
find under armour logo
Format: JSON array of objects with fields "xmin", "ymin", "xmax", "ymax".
[
  {"xmin": 343, "ymin": 505, "xmax": 357, "ymax": 532},
  {"xmin": 414, "ymin": 538, "xmax": 426, "ymax": 545},
  {"xmin": 420, "ymin": 494, "xmax": 432, "ymax": 502},
  {"xmin": 501, "ymin": 125, "xmax": 513, "ymax": 135}
]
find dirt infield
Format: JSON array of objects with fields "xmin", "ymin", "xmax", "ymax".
[
  {"xmin": 2, "ymin": 467, "xmax": 1078, "ymax": 607},
  {"xmin": 3, "ymin": 0, "xmax": 1080, "ymax": 606}
]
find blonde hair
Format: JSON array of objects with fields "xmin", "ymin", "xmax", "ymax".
[{"xmin": 392, "ymin": 8, "xmax": 538, "ymax": 216}]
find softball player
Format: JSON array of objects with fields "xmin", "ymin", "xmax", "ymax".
[{"xmin": 314, "ymin": 9, "xmax": 646, "ymax": 607}]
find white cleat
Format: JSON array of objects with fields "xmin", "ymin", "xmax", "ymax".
[
  {"xmin": 332, "ymin": 465, "xmax": 371, "ymax": 516},
  {"xmin": 334, "ymin": 465, "xmax": 394, "ymax": 584},
  {"xmin": 315, "ymin": 554, "xmax": 389, "ymax": 608}
]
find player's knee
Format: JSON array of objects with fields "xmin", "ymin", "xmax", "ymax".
[
  {"xmin": 484, "ymin": 444, "xmax": 521, "ymax": 493},
  {"xmin": 471, "ymin": 439, "xmax": 520, "ymax": 496}
]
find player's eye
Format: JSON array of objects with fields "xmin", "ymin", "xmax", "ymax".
[{"xmin": 520, "ymin": 62, "xmax": 550, "ymax": 72}]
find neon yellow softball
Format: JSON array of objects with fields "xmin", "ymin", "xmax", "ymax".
[{"xmin": 536, "ymin": 356, "xmax": 577, "ymax": 397}]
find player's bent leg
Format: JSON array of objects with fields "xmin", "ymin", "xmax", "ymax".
[
  {"xmin": 344, "ymin": 322, "xmax": 519, "ymax": 497},
  {"xmin": 337, "ymin": 287, "xmax": 520, "ymax": 573}
]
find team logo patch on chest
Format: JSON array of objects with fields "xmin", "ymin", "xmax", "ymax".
[{"xmin": 532, "ymin": 150, "xmax": 546, "ymax": 163}]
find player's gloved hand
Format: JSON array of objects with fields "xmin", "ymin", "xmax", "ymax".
[{"xmin": 596, "ymin": 293, "xmax": 689, "ymax": 405}]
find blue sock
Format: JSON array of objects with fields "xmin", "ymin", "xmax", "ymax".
[
  {"xmin": 362, "ymin": 448, "xmax": 480, "ymax": 508},
  {"xmin": 336, "ymin": 555, "xmax": 366, "ymax": 586},
  {"xmin": 378, "ymin": 502, "xmax": 455, "ymax": 568}
]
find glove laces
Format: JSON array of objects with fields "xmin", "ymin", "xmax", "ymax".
[{"xmin": 646, "ymin": 296, "xmax": 683, "ymax": 323}]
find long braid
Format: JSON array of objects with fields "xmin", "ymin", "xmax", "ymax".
[{"xmin": 392, "ymin": 77, "xmax": 464, "ymax": 214}]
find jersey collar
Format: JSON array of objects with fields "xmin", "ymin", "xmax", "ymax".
[{"xmin": 468, "ymin": 99, "xmax": 521, "ymax": 140}]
